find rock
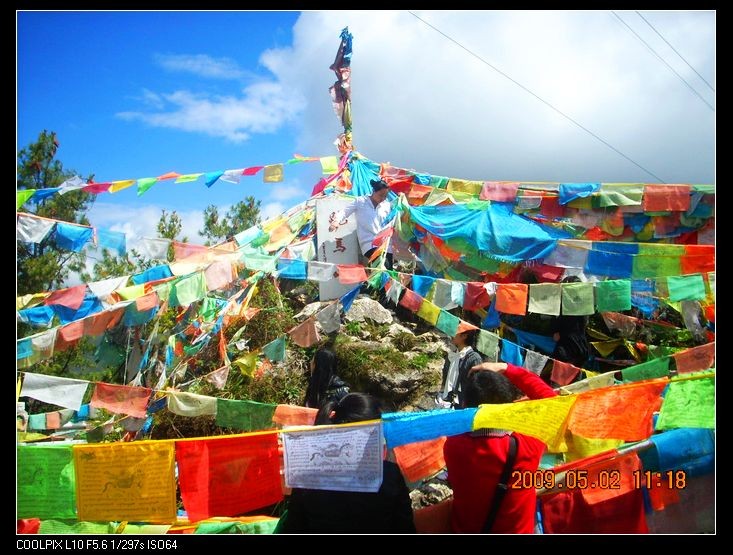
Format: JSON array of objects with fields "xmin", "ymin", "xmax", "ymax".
[
  {"xmin": 409, "ymin": 479, "xmax": 453, "ymax": 510},
  {"xmin": 385, "ymin": 323, "xmax": 414, "ymax": 338},
  {"xmin": 344, "ymin": 298, "xmax": 393, "ymax": 324},
  {"xmin": 294, "ymin": 301, "xmax": 323, "ymax": 321}
]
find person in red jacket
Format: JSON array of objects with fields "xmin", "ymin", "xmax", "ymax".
[{"xmin": 443, "ymin": 361, "xmax": 556, "ymax": 533}]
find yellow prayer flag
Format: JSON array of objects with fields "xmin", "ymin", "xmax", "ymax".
[
  {"xmin": 174, "ymin": 173, "xmax": 203, "ymax": 184},
  {"xmin": 417, "ymin": 299, "xmax": 441, "ymax": 326},
  {"xmin": 16, "ymin": 292, "xmax": 49, "ymax": 310},
  {"xmin": 473, "ymin": 395, "xmax": 577, "ymax": 453},
  {"xmin": 109, "ymin": 180, "xmax": 136, "ymax": 193},
  {"xmin": 263, "ymin": 164, "xmax": 284, "ymax": 183},
  {"xmin": 73, "ymin": 442, "xmax": 176, "ymax": 523},
  {"xmin": 564, "ymin": 433, "xmax": 623, "ymax": 462}
]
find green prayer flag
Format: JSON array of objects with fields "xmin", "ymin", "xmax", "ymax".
[
  {"xmin": 215, "ymin": 399, "xmax": 277, "ymax": 432},
  {"xmin": 136, "ymin": 177, "xmax": 158, "ymax": 196},
  {"xmin": 170, "ymin": 272, "xmax": 207, "ymax": 307},
  {"xmin": 199, "ymin": 297, "xmax": 222, "ymax": 321},
  {"xmin": 367, "ymin": 270, "xmax": 384, "ymax": 290},
  {"xmin": 263, "ymin": 336, "xmax": 286, "ymax": 362},
  {"xmin": 17, "ymin": 189, "xmax": 36, "ymax": 208},
  {"xmin": 637, "ymin": 244, "xmax": 685, "ymax": 256},
  {"xmin": 528, "ymin": 283, "xmax": 561, "ymax": 316},
  {"xmin": 594, "ymin": 279, "xmax": 632, "ymax": 312},
  {"xmin": 320, "ymin": 156, "xmax": 339, "ymax": 175},
  {"xmin": 561, "ymin": 282, "xmax": 595, "ymax": 315},
  {"xmin": 119, "ymin": 524, "xmax": 172, "ymax": 534},
  {"xmin": 17, "ymin": 444, "xmax": 76, "ymax": 519},
  {"xmin": 621, "ymin": 357, "xmax": 670, "ymax": 383},
  {"xmin": 242, "ymin": 253, "xmax": 277, "ymax": 273},
  {"xmin": 436, "ymin": 310, "xmax": 459, "ymax": 337},
  {"xmin": 632, "ymin": 255, "xmax": 681, "ymax": 279},
  {"xmin": 195, "ymin": 519, "xmax": 278, "ymax": 534},
  {"xmin": 477, "ymin": 330, "xmax": 500, "ymax": 361},
  {"xmin": 595, "ymin": 185, "xmax": 643, "ymax": 207},
  {"xmin": 656, "ymin": 377, "xmax": 715, "ymax": 430},
  {"xmin": 38, "ymin": 520, "xmax": 110, "ymax": 534},
  {"xmin": 667, "ymin": 274, "xmax": 706, "ymax": 302},
  {"xmin": 174, "ymin": 173, "xmax": 203, "ymax": 184}
]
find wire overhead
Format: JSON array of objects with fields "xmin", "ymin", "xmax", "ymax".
[
  {"xmin": 611, "ymin": 11, "xmax": 714, "ymax": 112},
  {"xmin": 635, "ymin": 11, "xmax": 715, "ymax": 93},
  {"xmin": 407, "ymin": 11, "xmax": 666, "ymax": 183}
]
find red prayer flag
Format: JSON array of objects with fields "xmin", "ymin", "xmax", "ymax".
[
  {"xmin": 399, "ymin": 288, "xmax": 423, "ymax": 312},
  {"xmin": 393, "ymin": 436, "xmax": 446, "ymax": 483},
  {"xmin": 337, "ymin": 264, "xmax": 368, "ymax": 284},
  {"xmin": 551, "ymin": 360, "xmax": 582, "ymax": 386},
  {"xmin": 44, "ymin": 284, "xmax": 87, "ymax": 310},
  {"xmin": 673, "ymin": 342, "xmax": 715, "ymax": 374},
  {"xmin": 567, "ymin": 380, "xmax": 666, "ymax": 441},
  {"xmin": 82, "ymin": 182, "xmax": 112, "ymax": 194},
  {"xmin": 157, "ymin": 172, "xmax": 181, "ymax": 181},
  {"xmin": 272, "ymin": 405, "xmax": 318, "ymax": 427},
  {"xmin": 91, "ymin": 383, "xmax": 152, "ymax": 418},
  {"xmin": 175, "ymin": 433, "xmax": 283, "ymax": 522},
  {"xmin": 642, "ymin": 184, "xmax": 691, "ymax": 212},
  {"xmin": 463, "ymin": 282, "xmax": 491, "ymax": 311},
  {"xmin": 242, "ymin": 166, "xmax": 265, "ymax": 176}
]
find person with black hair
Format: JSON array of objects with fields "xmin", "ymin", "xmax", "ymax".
[
  {"xmin": 303, "ymin": 348, "xmax": 349, "ymax": 409},
  {"xmin": 443, "ymin": 362, "xmax": 557, "ymax": 533},
  {"xmin": 277, "ymin": 393, "xmax": 416, "ymax": 533},
  {"xmin": 438, "ymin": 328, "xmax": 484, "ymax": 408},
  {"xmin": 333, "ymin": 178, "xmax": 394, "ymax": 270},
  {"xmin": 551, "ymin": 275, "xmax": 592, "ymax": 369}
]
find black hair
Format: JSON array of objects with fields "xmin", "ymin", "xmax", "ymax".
[
  {"xmin": 304, "ymin": 348, "xmax": 338, "ymax": 409},
  {"xmin": 462, "ymin": 370, "xmax": 522, "ymax": 408},
  {"xmin": 457, "ymin": 328, "xmax": 480, "ymax": 349},
  {"xmin": 561, "ymin": 275, "xmax": 582, "ymax": 284},
  {"xmin": 370, "ymin": 178, "xmax": 389, "ymax": 191},
  {"xmin": 315, "ymin": 392, "xmax": 384, "ymax": 425}
]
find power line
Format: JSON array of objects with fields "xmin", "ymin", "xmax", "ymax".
[
  {"xmin": 611, "ymin": 11, "xmax": 714, "ymax": 112},
  {"xmin": 635, "ymin": 11, "xmax": 715, "ymax": 93},
  {"xmin": 407, "ymin": 11, "xmax": 666, "ymax": 183}
]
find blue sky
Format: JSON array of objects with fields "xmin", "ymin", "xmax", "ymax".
[{"xmin": 18, "ymin": 10, "xmax": 715, "ymax": 247}]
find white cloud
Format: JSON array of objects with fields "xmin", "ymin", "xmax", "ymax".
[
  {"xmin": 267, "ymin": 180, "xmax": 307, "ymax": 201},
  {"xmin": 154, "ymin": 53, "xmax": 253, "ymax": 80},
  {"xmin": 259, "ymin": 10, "xmax": 714, "ymax": 183},
  {"xmin": 88, "ymin": 202, "xmax": 205, "ymax": 252},
  {"xmin": 117, "ymin": 81, "xmax": 305, "ymax": 143},
  {"xmin": 261, "ymin": 201, "xmax": 285, "ymax": 220}
]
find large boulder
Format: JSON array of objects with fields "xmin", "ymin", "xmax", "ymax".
[{"xmin": 344, "ymin": 298, "xmax": 393, "ymax": 324}]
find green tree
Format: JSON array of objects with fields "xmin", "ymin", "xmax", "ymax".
[
  {"xmin": 17, "ymin": 130, "xmax": 94, "ymax": 295},
  {"xmin": 199, "ymin": 197, "xmax": 261, "ymax": 245}
]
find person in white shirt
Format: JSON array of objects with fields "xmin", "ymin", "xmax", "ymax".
[{"xmin": 334, "ymin": 179, "xmax": 394, "ymax": 270}]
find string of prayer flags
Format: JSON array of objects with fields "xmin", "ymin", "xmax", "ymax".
[
  {"xmin": 656, "ymin": 375, "xmax": 714, "ymax": 430},
  {"xmin": 176, "ymin": 433, "xmax": 283, "ymax": 522},
  {"xmin": 561, "ymin": 282, "xmax": 595, "ymax": 315},
  {"xmin": 73, "ymin": 442, "xmax": 176, "ymax": 522},
  {"xmin": 495, "ymin": 283, "xmax": 528, "ymax": 315},
  {"xmin": 17, "ymin": 444, "xmax": 77, "ymax": 519},
  {"xmin": 20, "ymin": 372, "xmax": 89, "ymax": 411},
  {"xmin": 90, "ymin": 383, "xmax": 152, "ymax": 418},
  {"xmin": 382, "ymin": 408, "xmax": 477, "ymax": 449},
  {"xmin": 567, "ymin": 380, "xmax": 667, "ymax": 441},
  {"xmin": 473, "ymin": 395, "xmax": 578, "ymax": 453},
  {"xmin": 215, "ymin": 399, "xmax": 277, "ymax": 432},
  {"xmin": 673, "ymin": 342, "xmax": 715, "ymax": 374}
]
